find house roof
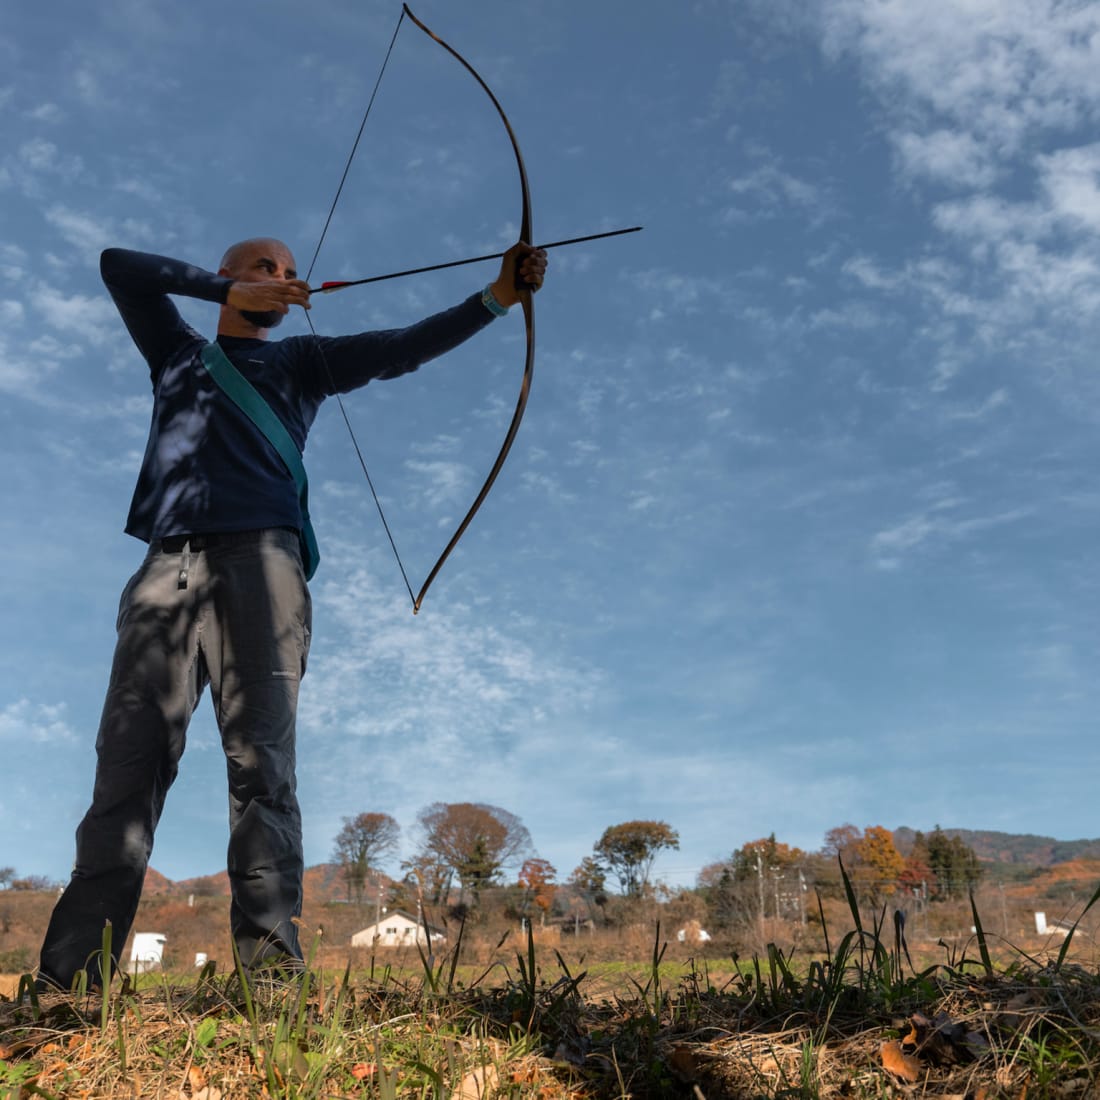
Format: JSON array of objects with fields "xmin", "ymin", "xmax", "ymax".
[{"xmin": 354, "ymin": 909, "xmax": 446, "ymax": 935}]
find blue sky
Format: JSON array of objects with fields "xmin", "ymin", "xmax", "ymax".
[{"xmin": 2, "ymin": 0, "xmax": 1100, "ymax": 893}]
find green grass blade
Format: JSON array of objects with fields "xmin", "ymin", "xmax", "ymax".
[
  {"xmin": 1053, "ymin": 878, "xmax": 1100, "ymax": 972},
  {"xmin": 838, "ymin": 856, "xmax": 862, "ymax": 934},
  {"xmin": 969, "ymin": 889, "xmax": 994, "ymax": 977}
]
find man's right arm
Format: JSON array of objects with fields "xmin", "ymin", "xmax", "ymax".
[{"xmin": 101, "ymin": 248, "xmax": 233, "ymax": 379}]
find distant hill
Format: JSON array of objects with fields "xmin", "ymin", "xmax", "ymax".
[
  {"xmin": 895, "ymin": 827, "xmax": 1100, "ymax": 866},
  {"xmin": 142, "ymin": 863, "xmax": 352, "ymax": 903}
]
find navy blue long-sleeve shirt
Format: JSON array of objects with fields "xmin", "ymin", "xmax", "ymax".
[{"xmin": 101, "ymin": 248, "xmax": 495, "ymax": 543}]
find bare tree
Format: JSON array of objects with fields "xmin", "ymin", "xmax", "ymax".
[{"xmin": 332, "ymin": 812, "xmax": 400, "ymax": 904}]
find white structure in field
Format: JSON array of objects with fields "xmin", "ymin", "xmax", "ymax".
[
  {"xmin": 676, "ymin": 921, "xmax": 712, "ymax": 944},
  {"xmin": 129, "ymin": 932, "xmax": 167, "ymax": 973},
  {"xmin": 351, "ymin": 910, "xmax": 446, "ymax": 948},
  {"xmin": 1034, "ymin": 912, "xmax": 1072, "ymax": 938}
]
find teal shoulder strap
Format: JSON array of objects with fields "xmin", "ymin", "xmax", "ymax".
[{"xmin": 200, "ymin": 342, "xmax": 320, "ymax": 580}]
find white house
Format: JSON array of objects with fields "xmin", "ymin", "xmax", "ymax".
[
  {"xmin": 351, "ymin": 910, "xmax": 446, "ymax": 948},
  {"xmin": 129, "ymin": 932, "xmax": 167, "ymax": 974}
]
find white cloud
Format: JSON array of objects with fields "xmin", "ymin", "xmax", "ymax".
[
  {"xmin": 822, "ymin": 0, "xmax": 1100, "ymax": 155},
  {"xmin": 893, "ymin": 129, "xmax": 997, "ymax": 189},
  {"xmin": 820, "ymin": 0, "xmax": 1100, "ymax": 352},
  {"xmin": 44, "ymin": 205, "xmax": 112, "ymax": 259},
  {"xmin": 0, "ymin": 699, "xmax": 76, "ymax": 745},
  {"xmin": 2, "ymin": 138, "xmax": 87, "ymax": 196},
  {"xmin": 842, "ymin": 255, "xmax": 901, "ymax": 291},
  {"xmin": 26, "ymin": 102, "xmax": 63, "ymax": 123},
  {"xmin": 1038, "ymin": 143, "xmax": 1100, "ymax": 232},
  {"xmin": 31, "ymin": 282, "xmax": 118, "ymax": 346},
  {"xmin": 0, "ymin": 243, "xmax": 28, "ymax": 282},
  {"xmin": 723, "ymin": 159, "xmax": 832, "ymax": 224},
  {"xmin": 296, "ymin": 552, "xmax": 601, "ymax": 807},
  {"xmin": 946, "ymin": 387, "xmax": 1009, "ymax": 422},
  {"xmin": 404, "ymin": 458, "xmax": 471, "ymax": 509}
]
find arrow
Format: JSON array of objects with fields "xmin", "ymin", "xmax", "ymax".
[{"xmin": 310, "ymin": 225, "xmax": 642, "ymax": 295}]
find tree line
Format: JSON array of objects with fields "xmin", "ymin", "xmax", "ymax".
[
  {"xmin": 329, "ymin": 805, "xmax": 981, "ymax": 932},
  {"xmin": 697, "ymin": 824, "xmax": 984, "ymax": 930},
  {"xmin": 330, "ymin": 804, "xmax": 679, "ymax": 917}
]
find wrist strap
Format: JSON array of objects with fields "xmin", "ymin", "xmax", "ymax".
[{"xmin": 481, "ymin": 285, "xmax": 509, "ymax": 317}]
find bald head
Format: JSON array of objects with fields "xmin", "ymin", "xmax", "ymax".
[
  {"xmin": 216, "ymin": 238, "xmax": 302, "ymax": 335},
  {"xmin": 219, "ymin": 238, "xmax": 297, "ymax": 278}
]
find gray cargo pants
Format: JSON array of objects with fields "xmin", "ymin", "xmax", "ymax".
[{"xmin": 39, "ymin": 528, "xmax": 311, "ymax": 987}]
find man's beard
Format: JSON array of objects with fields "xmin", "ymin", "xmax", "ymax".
[{"xmin": 239, "ymin": 308, "xmax": 284, "ymax": 330}]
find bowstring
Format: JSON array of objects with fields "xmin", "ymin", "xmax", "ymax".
[
  {"xmin": 303, "ymin": 7, "xmax": 417, "ymax": 608},
  {"xmin": 305, "ymin": 8, "xmax": 406, "ymax": 285}
]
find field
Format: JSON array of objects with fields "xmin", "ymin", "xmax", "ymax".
[{"xmin": 4, "ymin": 881, "xmax": 1100, "ymax": 1098}]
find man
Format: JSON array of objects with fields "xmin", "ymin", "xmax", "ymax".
[{"xmin": 37, "ymin": 236, "xmax": 547, "ymax": 989}]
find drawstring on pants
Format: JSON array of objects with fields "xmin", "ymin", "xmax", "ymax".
[{"xmin": 177, "ymin": 539, "xmax": 191, "ymax": 590}]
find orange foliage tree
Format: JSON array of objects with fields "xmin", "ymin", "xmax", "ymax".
[{"xmin": 517, "ymin": 858, "xmax": 557, "ymax": 925}]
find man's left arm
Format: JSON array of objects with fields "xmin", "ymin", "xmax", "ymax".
[{"xmin": 311, "ymin": 243, "xmax": 547, "ymax": 395}]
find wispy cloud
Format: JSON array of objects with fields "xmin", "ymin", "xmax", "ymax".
[
  {"xmin": 31, "ymin": 281, "xmax": 119, "ymax": 346},
  {"xmin": 1, "ymin": 138, "xmax": 87, "ymax": 198},
  {"xmin": 892, "ymin": 129, "xmax": 997, "ymax": 190},
  {"xmin": 0, "ymin": 699, "xmax": 76, "ymax": 744},
  {"xmin": 722, "ymin": 154, "xmax": 834, "ymax": 226},
  {"xmin": 870, "ymin": 498, "xmax": 1032, "ymax": 571}
]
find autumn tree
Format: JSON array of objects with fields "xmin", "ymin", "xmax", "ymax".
[
  {"xmin": 593, "ymin": 820, "xmax": 679, "ymax": 898},
  {"xmin": 332, "ymin": 812, "xmax": 400, "ymax": 904},
  {"xmin": 731, "ymin": 835, "xmax": 805, "ymax": 881},
  {"xmin": 852, "ymin": 826, "xmax": 905, "ymax": 905},
  {"xmin": 517, "ymin": 858, "xmax": 557, "ymax": 925},
  {"xmin": 814, "ymin": 824, "xmax": 905, "ymax": 905},
  {"xmin": 415, "ymin": 802, "xmax": 534, "ymax": 907}
]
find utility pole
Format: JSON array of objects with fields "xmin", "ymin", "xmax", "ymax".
[{"xmin": 756, "ymin": 849, "xmax": 765, "ymax": 938}]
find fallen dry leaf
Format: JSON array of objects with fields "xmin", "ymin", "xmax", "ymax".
[
  {"xmin": 451, "ymin": 1063, "xmax": 500, "ymax": 1100},
  {"xmin": 0, "ymin": 1039, "xmax": 39, "ymax": 1060},
  {"xmin": 880, "ymin": 1040, "xmax": 921, "ymax": 1082},
  {"xmin": 188, "ymin": 1064, "xmax": 207, "ymax": 1091},
  {"xmin": 667, "ymin": 1045, "xmax": 700, "ymax": 1082}
]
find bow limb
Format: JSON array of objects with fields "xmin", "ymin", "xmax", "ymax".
[{"xmin": 402, "ymin": 3, "xmax": 535, "ymax": 613}]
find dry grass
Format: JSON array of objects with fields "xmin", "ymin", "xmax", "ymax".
[
  {"xmin": 3, "ymin": 916, "xmax": 1100, "ymax": 1100},
  {"xmin": 5, "ymin": 871, "xmax": 1100, "ymax": 1099}
]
